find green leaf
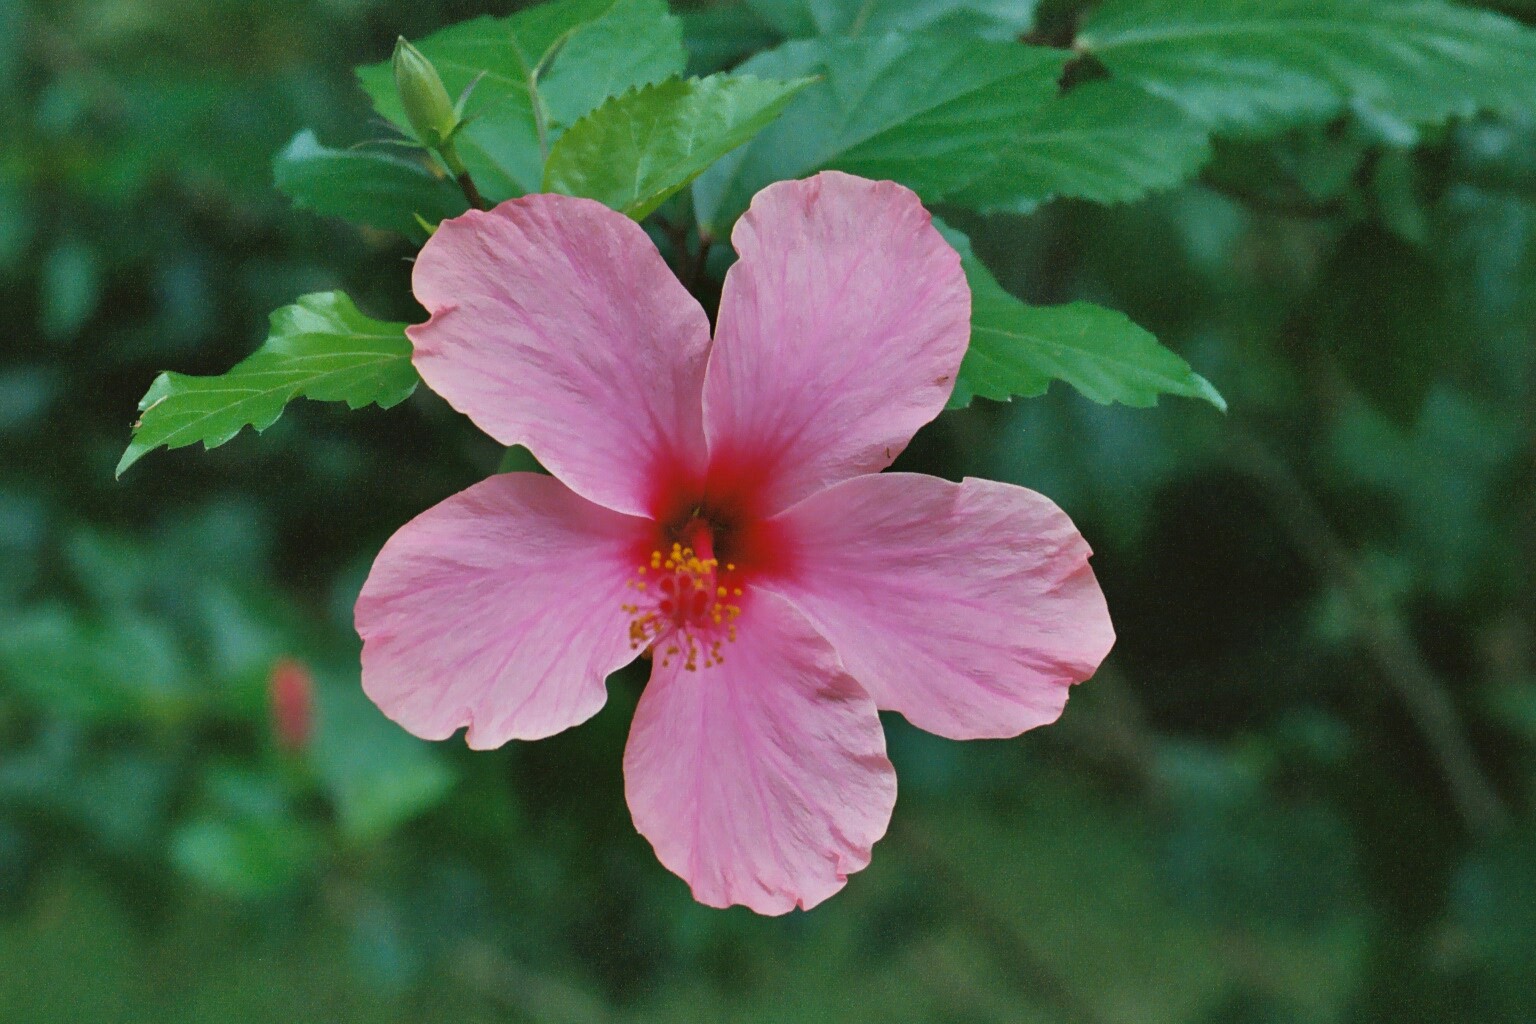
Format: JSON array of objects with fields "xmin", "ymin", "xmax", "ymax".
[
  {"xmin": 1080, "ymin": 0, "xmax": 1536, "ymax": 134},
  {"xmin": 538, "ymin": 0, "xmax": 687, "ymax": 127},
  {"xmin": 745, "ymin": 0, "xmax": 1039, "ymax": 39},
  {"xmin": 0, "ymin": 606, "xmax": 191, "ymax": 723},
  {"xmin": 355, "ymin": 0, "xmax": 686, "ymax": 202},
  {"xmin": 171, "ymin": 816, "xmax": 318, "ymax": 898},
  {"xmin": 171, "ymin": 770, "xmax": 318, "ymax": 898},
  {"xmin": 117, "ymin": 293, "xmax": 416, "ymax": 477},
  {"xmin": 938, "ymin": 222, "xmax": 1225, "ymax": 410},
  {"xmin": 310, "ymin": 672, "xmax": 456, "ymax": 843},
  {"xmin": 545, "ymin": 73, "xmax": 814, "ymax": 219},
  {"xmin": 692, "ymin": 35, "xmax": 1070, "ymax": 232},
  {"xmin": 272, "ymin": 130, "xmax": 467, "ymax": 237},
  {"xmin": 949, "ymin": 79, "xmax": 1213, "ymax": 212},
  {"xmin": 40, "ymin": 237, "xmax": 101, "ymax": 342}
]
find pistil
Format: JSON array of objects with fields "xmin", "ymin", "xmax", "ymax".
[{"xmin": 623, "ymin": 523, "xmax": 742, "ymax": 671}]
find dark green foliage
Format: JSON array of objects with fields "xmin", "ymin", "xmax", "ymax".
[
  {"xmin": 950, "ymin": 79, "xmax": 1215, "ymax": 213},
  {"xmin": 745, "ymin": 0, "xmax": 1040, "ymax": 39},
  {"xmin": 273, "ymin": 131, "xmax": 469, "ymax": 238},
  {"xmin": 1081, "ymin": 0, "xmax": 1536, "ymax": 132},
  {"xmin": 940, "ymin": 221, "xmax": 1225, "ymax": 410},
  {"xmin": 690, "ymin": 34, "xmax": 1073, "ymax": 229}
]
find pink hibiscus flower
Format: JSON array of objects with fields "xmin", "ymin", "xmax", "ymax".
[{"xmin": 355, "ymin": 171, "xmax": 1114, "ymax": 914}]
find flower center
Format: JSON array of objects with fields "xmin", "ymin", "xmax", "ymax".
[{"xmin": 622, "ymin": 520, "xmax": 742, "ymax": 671}]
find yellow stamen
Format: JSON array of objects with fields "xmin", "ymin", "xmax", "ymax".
[{"xmin": 622, "ymin": 545, "xmax": 742, "ymax": 671}]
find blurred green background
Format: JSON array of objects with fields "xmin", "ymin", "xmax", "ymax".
[{"xmin": 3, "ymin": 0, "xmax": 1536, "ymax": 1020}]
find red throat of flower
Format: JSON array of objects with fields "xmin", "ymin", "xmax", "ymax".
[{"xmin": 623, "ymin": 517, "xmax": 744, "ymax": 671}]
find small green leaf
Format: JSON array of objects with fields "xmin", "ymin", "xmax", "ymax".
[
  {"xmin": 310, "ymin": 673, "xmax": 456, "ymax": 843},
  {"xmin": 355, "ymin": 0, "xmax": 686, "ymax": 202},
  {"xmin": 117, "ymin": 293, "xmax": 417, "ymax": 477},
  {"xmin": 745, "ymin": 0, "xmax": 1039, "ymax": 39},
  {"xmin": 40, "ymin": 237, "xmax": 101, "ymax": 342},
  {"xmin": 1080, "ymin": 0, "xmax": 1536, "ymax": 134},
  {"xmin": 171, "ymin": 815, "xmax": 318, "ymax": 898},
  {"xmin": 0, "ymin": 606, "xmax": 191, "ymax": 723},
  {"xmin": 938, "ymin": 222, "xmax": 1225, "ymax": 411},
  {"xmin": 692, "ymin": 35, "xmax": 1070, "ymax": 232},
  {"xmin": 949, "ymin": 79, "xmax": 1213, "ymax": 213},
  {"xmin": 545, "ymin": 74, "xmax": 814, "ymax": 220},
  {"xmin": 273, "ymin": 130, "xmax": 467, "ymax": 237},
  {"xmin": 170, "ymin": 770, "xmax": 318, "ymax": 898}
]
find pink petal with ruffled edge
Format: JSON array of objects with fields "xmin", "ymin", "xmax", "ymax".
[
  {"xmin": 409, "ymin": 195, "xmax": 712, "ymax": 518},
  {"xmin": 356, "ymin": 473, "xmax": 648, "ymax": 748},
  {"xmin": 703, "ymin": 172, "xmax": 970, "ymax": 514},
  {"xmin": 624, "ymin": 591, "xmax": 896, "ymax": 914},
  {"xmin": 765, "ymin": 474, "xmax": 1114, "ymax": 740}
]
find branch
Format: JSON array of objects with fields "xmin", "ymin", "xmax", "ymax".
[
  {"xmin": 454, "ymin": 169, "xmax": 488, "ymax": 211},
  {"xmin": 1228, "ymin": 426, "xmax": 1509, "ymax": 835},
  {"xmin": 887, "ymin": 820, "xmax": 1115, "ymax": 1024}
]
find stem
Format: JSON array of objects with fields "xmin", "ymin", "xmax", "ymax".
[
  {"xmin": 454, "ymin": 170, "xmax": 488, "ymax": 211},
  {"xmin": 847, "ymin": 0, "xmax": 876, "ymax": 37},
  {"xmin": 438, "ymin": 138, "xmax": 488, "ymax": 211},
  {"xmin": 653, "ymin": 215, "xmax": 692, "ymax": 278},
  {"xmin": 1229, "ymin": 427, "xmax": 1508, "ymax": 835},
  {"xmin": 687, "ymin": 234, "xmax": 713, "ymax": 292},
  {"xmin": 533, "ymin": 98, "xmax": 551, "ymax": 166},
  {"xmin": 887, "ymin": 821, "xmax": 1114, "ymax": 1024},
  {"xmin": 1024, "ymin": 8, "xmax": 1085, "ymax": 50}
]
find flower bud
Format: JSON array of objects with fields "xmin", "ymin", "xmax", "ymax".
[
  {"xmin": 269, "ymin": 657, "xmax": 314, "ymax": 753},
  {"xmin": 392, "ymin": 37, "xmax": 458, "ymax": 149}
]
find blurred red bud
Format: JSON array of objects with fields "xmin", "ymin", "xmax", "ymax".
[{"xmin": 269, "ymin": 657, "xmax": 314, "ymax": 752}]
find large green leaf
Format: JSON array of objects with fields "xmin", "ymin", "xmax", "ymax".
[
  {"xmin": 117, "ymin": 293, "xmax": 417, "ymax": 477},
  {"xmin": 949, "ymin": 79, "xmax": 1213, "ymax": 212},
  {"xmin": 745, "ymin": 0, "xmax": 1039, "ymax": 39},
  {"xmin": 692, "ymin": 35, "xmax": 1070, "ymax": 232},
  {"xmin": 1080, "ymin": 0, "xmax": 1536, "ymax": 134},
  {"xmin": 545, "ymin": 73, "xmax": 814, "ymax": 219},
  {"xmin": 355, "ymin": 0, "xmax": 685, "ymax": 202},
  {"xmin": 938, "ymin": 223, "xmax": 1225, "ymax": 410},
  {"xmin": 538, "ymin": 0, "xmax": 687, "ymax": 126},
  {"xmin": 272, "ymin": 130, "xmax": 467, "ymax": 236}
]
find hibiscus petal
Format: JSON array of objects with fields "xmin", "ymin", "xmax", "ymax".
[
  {"xmin": 766, "ymin": 473, "xmax": 1114, "ymax": 740},
  {"xmin": 703, "ymin": 172, "xmax": 970, "ymax": 513},
  {"xmin": 410, "ymin": 195, "xmax": 711, "ymax": 517},
  {"xmin": 624, "ymin": 591, "xmax": 896, "ymax": 914},
  {"xmin": 356, "ymin": 473, "xmax": 648, "ymax": 748}
]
